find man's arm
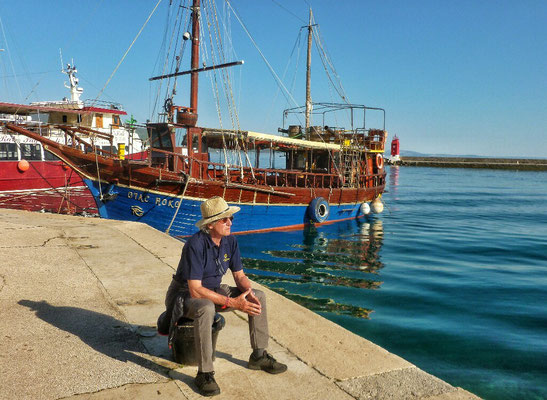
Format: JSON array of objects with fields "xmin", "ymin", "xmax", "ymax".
[
  {"xmin": 232, "ymin": 270, "xmax": 261, "ymax": 309},
  {"xmin": 232, "ymin": 269, "xmax": 252, "ymax": 292},
  {"xmin": 187, "ymin": 279, "xmax": 227, "ymax": 303},
  {"xmin": 188, "ymin": 278, "xmax": 261, "ymax": 316}
]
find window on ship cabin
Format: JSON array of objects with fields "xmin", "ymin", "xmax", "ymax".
[
  {"xmin": 62, "ymin": 115, "xmax": 68, "ymax": 123},
  {"xmin": 112, "ymin": 115, "xmax": 120, "ymax": 128},
  {"xmin": 20, "ymin": 144, "xmax": 42, "ymax": 160},
  {"xmin": 201, "ymin": 136, "xmax": 208, "ymax": 153},
  {"xmin": 0, "ymin": 143, "xmax": 18, "ymax": 160},
  {"xmin": 44, "ymin": 149, "xmax": 58, "ymax": 161},
  {"xmin": 101, "ymin": 145, "xmax": 118, "ymax": 154}
]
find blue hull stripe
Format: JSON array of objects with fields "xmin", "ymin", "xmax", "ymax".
[{"xmin": 84, "ymin": 179, "xmax": 367, "ymax": 238}]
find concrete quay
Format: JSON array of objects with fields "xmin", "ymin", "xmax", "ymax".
[
  {"xmin": 398, "ymin": 156, "xmax": 547, "ymax": 170},
  {"xmin": 0, "ymin": 209, "xmax": 480, "ymax": 400}
]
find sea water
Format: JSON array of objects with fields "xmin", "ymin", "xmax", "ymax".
[{"xmin": 237, "ymin": 166, "xmax": 547, "ymax": 400}]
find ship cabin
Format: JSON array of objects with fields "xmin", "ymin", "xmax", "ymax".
[
  {"xmin": 0, "ymin": 101, "xmax": 145, "ymax": 159},
  {"xmin": 144, "ymin": 103, "xmax": 387, "ymax": 190}
]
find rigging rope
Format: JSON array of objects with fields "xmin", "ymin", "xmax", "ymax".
[
  {"xmin": 201, "ymin": 0, "xmax": 230, "ymax": 178},
  {"xmin": 91, "ymin": 134, "xmax": 105, "ymax": 200},
  {"xmin": 203, "ymin": 0, "xmax": 256, "ymax": 181},
  {"xmin": 312, "ymin": 26, "xmax": 349, "ymax": 105},
  {"xmin": 264, "ymin": 27, "xmax": 305, "ymax": 129},
  {"xmin": 225, "ymin": 0, "xmax": 300, "ymax": 110},
  {"xmin": 153, "ymin": 1, "xmax": 186, "ymax": 119},
  {"xmin": 95, "ymin": 0, "xmax": 163, "ymax": 103}
]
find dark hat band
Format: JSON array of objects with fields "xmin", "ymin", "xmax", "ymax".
[{"xmin": 204, "ymin": 206, "xmax": 230, "ymax": 220}]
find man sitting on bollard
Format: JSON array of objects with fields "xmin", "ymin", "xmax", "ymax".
[{"xmin": 161, "ymin": 196, "xmax": 287, "ymax": 396}]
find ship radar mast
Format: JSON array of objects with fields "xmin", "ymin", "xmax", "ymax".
[{"xmin": 62, "ymin": 63, "xmax": 84, "ymax": 104}]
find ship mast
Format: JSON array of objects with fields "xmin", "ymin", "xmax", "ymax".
[
  {"xmin": 148, "ymin": 0, "xmax": 242, "ymax": 125},
  {"xmin": 190, "ymin": 0, "xmax": 200, "ymax": 115},
  {"xmin": 305, "ymin": 8, "xmax": 313, "ymax": 138}
]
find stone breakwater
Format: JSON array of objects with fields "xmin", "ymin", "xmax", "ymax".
[{"xmin": 398, "ymin": 157, "xmax": 547, "ymax": 170}]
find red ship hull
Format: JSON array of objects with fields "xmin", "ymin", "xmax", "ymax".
[{"xmin": 0, "ymin": 161, "xmax": 97, "ymax": 215}]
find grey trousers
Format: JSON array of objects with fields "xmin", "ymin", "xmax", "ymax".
[{"xmin": 165, "ymin": 281, "xmax": 269, "ymax": 373}]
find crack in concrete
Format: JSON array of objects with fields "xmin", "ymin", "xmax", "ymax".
[{"xmin": 110, "ymin": 225, "xmax": 178, "ymax": 272}]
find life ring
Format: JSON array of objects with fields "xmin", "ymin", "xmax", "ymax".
[
  {"xmin": 307, "ymin": 197, "xmax": 330, "ymax": 223},
  {"xmin": 376, "ymin": 154, "xmax": 384, "ymax": 169}
]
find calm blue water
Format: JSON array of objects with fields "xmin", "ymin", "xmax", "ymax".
[{"xmin": 237, "ymin": 166, "xmax": 547, "ymax": 400}]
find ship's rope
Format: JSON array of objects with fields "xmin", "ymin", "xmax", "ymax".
[
  {"xmin": 0, "ymin": 131, "xmax": 94, "ymax": 212},
  {"xmin": 312, "ymin": 23, "xmax": 349, "ymax": 105},
  {"xmin": 225, "ymin": 0, "xmax": 300, "ymax": 110},
  {"xmin": 95, "ymin": 0, "xmax": 163, "ymax": 104},
  {"xmin": 263, "ymin": 27, "xmax": 305, "ymax": 132},
  {"xmin": 152, "ymin": 1, "xmax": 190, "ymax": 120},
  {"xmin": 206, "ymin": 0, "xmax": 240, "ymax": 130},
  {"xmin": 91, "ymin": 134, "xmax": 105, "ymax": 200},
  {"xmin": 58, "ymin": 176, "xmax": 70, "ymax": 213},
  {"xmin": 200, "ymin": 0, "xmax": 230, "ymax": 179},
  {"xmin": 165, "ymin": 172, "xmax": 190, "ymax": 235},
  {"xmin": 168, "ymin": 4, "xmax": 191, "ymax": 104},
  {"xmin": 0, "ymin": 16, "xmax": 27, "ymax": 102},
  {"xmin": 203, "ymin": 0, "xmax": 256, "ymax": 181},
  {"xmin": 270, "ymin": 0, "xmax": 306, "ymax": 24},
  {"xmin": 0, "ymin": 187, "xmax": 90, "ymax": 213},
  {"xmin": 213, "ymin": 2, "xmax": 255, "ymax": 180}
]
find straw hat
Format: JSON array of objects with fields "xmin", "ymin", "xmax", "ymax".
[{"xmin": 195, "ymin": 196, "xmax": 240, "ymax": 228}]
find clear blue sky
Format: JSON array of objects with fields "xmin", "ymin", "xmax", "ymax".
[{"xmin": 1, "ymin": 0, "xmax": 545, "ymax": 158}]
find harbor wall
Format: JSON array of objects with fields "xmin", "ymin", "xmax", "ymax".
[{"xmin": 398, "ymin": 156, "xmax": 547, "ymax": 170}]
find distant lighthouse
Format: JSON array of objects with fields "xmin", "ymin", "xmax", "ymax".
[{"xmin": 389, "ymin": 135, "xmax": 401, "ymax": 164}]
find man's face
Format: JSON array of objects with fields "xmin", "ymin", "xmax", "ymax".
[{"xmin": 209, "ymin": 216, "xmax": 233, "ymax": 238}]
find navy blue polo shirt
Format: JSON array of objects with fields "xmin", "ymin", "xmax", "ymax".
[{"xmin": 175, "ymin": 230, "xmax": 243, "ymax": 289}]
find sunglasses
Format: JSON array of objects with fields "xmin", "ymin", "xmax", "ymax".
[{"xmin": 218, "ymin": 216, "xmax": 234, "ymax": 224}]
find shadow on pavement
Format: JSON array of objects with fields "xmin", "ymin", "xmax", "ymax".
[
  {"xmin": 18, "ymin": 299, "xmax": 169, "ymax": 377},
  {"xmin": 215, "ymin": 350, "xmax": 247, "ymax": 368}
]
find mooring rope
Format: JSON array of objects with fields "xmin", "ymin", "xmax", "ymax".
[{"xmin": 165, "ymin": 172, "xmax": 191, "ymax": 234}]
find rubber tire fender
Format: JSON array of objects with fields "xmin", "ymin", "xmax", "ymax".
[{"xmin": 308, "ymin": 197, "xmax": 330, "ymax": 223}]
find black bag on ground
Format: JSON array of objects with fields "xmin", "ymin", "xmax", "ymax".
[{"xmin": 170, "ymin": 313, "xmax": 226, "ymax": 365}]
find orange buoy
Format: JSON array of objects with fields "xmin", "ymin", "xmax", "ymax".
[{"xmin": 17, "ymin": 159, "xmax": 30, "ymax": 172}]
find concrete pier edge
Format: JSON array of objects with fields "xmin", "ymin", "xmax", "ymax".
[{"xmin": 0, "ymin": 209, "xmax": 481, "ymax": 399}]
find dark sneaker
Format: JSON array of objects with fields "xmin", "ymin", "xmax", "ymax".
[
  {"xmin": 194, "ymin": 371, "xmax": 220, "ymax": 397},
  {"xmin": 248, "ymin": 351, "xmax": 287, "ymax": 374}
]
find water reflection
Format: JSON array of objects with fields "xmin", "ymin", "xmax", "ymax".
[
  {"xmin": 388, "ymin": 165, "xmax": 399, "ymax": 197},
  {"xmin": 240, "ymin": 218, "xmax": 384, "ymax": 319}
]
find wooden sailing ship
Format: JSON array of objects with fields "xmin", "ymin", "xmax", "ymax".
[{"xmin": 5, "ymin": 0, "xmax": 387, "ymax": 238}]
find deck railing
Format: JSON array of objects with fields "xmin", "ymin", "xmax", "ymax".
[{"xmin": 144, "ymin": 147, "xmax": 385, "ymax": 190}]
